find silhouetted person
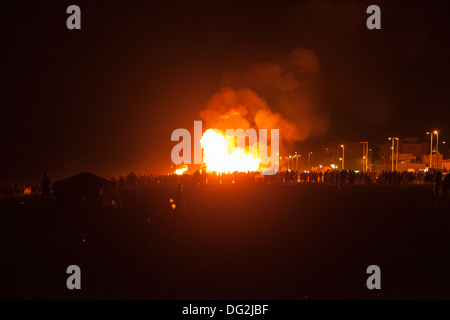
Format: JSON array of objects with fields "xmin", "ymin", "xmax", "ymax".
[
  {"xmin": 434, "ymin": 171, "xmax": 443, "ymax": 206},
  {"xmin": 41, "ymin": 172, "xmax": 51, "ymax": 205},
  {"xmin": 442, "ymin": 173, "xmax": 450, "ymax": 204},
  {"xmin": 193, "ymin": 170, "xmax": 201, "ymax": 185},
  {"xmin": 118, "ymin": 176, "xmax": 125, "ymax": 190}
]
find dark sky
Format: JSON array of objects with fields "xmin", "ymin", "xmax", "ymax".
[{"xmin": 3, "ymin": 0, "xmax": 449, "ymax": 182}]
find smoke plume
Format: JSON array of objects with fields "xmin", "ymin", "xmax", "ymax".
[{"xmin": 199, "ymin": 47, "xmax": 329, "ymax": 152}]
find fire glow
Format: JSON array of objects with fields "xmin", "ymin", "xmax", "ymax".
[
  {"xmin": 175, "ymin": 165, "xmax": 188, "ymax": 175},
  {"xmin": 171, "ymin": 121, "xmax": 279, "ymax": 175},
  {"xmin": 200, "ymin": 129, "xmax": 260, "ymax": 174}
]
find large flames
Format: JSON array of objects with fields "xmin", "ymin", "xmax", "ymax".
[
  {"xmin": 200, "ymin": 129, "xmax": 260, "ymax": 174},
  {"xmin": 173, "ymin": 128, "xmax": 261, "ymax": 175}
]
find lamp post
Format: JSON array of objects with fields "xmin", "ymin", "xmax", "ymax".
[
  {"xmin": 367, "ymin": 144, "xmax": 370, "ymax": 171},
  {"xmin": 308, "ymin": 152, "xmax": 312, "ymax": 171},
  {"xmin": 295, "ymin": 152, "xmax": 299, "ymax": 171},
  {"xmin": 426, "ymin": 131, "xmax": 436, "ymax": 168},
  {"xmin": 434, "ymin": 130, "xmax": 439, "ymax": 169},
  {"xmin": 435, "ymin": 130, "xmax": 439, "ymax": 152},
  {"xmin": 395, "ymin": 138, "xmax": 399, "ymax": 171},
  {"xmin": 388, "ymin": 138, "xmax": 395, "ymax": 171},
  {"xmin": 387, "ymin": 137, "xmax": 399, "ymax": 171},
  {"xmin": 360, "ymin": 141, "xmax": 368, "ymax": 171},
  {"xmin": 434, "ymin": 130, "xmax": 439, "ymax": 167},
  {"xmin": 340, "ymin": 145, "xmax": 344, "ymax": 170}
]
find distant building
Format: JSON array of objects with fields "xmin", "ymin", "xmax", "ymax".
[
  {"xmin": 372, "ymin": 137, "xmax": 444, "ymax": 171},
  {"xmin": 400, "ymin": 137, "xmax": 429, "ymax": 157},
  {"xmin": 286, "ymin": 136, "xmax": 446, "ymax": 173},
  {"xmin": 53, "ymin": 172, "xmax": 117, "ymax": 209},
  {"xmin": 422, "ymin": 153, "xmax": 444, "ymax": 170},
  {"xmin": 442, "ymin": 159, "xmax": 450, "ymax": 172}
]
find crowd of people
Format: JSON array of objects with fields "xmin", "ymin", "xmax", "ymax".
[
  {"xmin": 1, "ymin": 170, "xmax": 450, "ymax": 206},
  {"xmin": 274, "ymin": 169, "xmax": 443, "ymax": 185},
  {"xmin": 0, "ymin": 183, "xmax": 40, "ymax": 199}
]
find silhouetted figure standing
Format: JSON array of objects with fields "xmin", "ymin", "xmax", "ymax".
[
  {"xmin": 441, "ymin": 173, "xmax": 450, "ymax": 204},
  {"xmin": 434, "ymin": 171, "xmax": 443, "ymax": 206},
  {"xmin": 41, "ymin": 172, "xmax": 51, "ymax": 205}
]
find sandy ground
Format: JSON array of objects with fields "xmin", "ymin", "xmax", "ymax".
[{"xmin": 2, "ymin": 183, "xmax": 449, "ymax": 299}]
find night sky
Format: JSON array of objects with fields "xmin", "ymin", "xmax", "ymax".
[{"xmin": 3, "ymin": 0, "xmax": 449, "ymax": 182}]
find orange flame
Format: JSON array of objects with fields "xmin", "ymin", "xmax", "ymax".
[
  {"xmin": 200, "ymin": 129, "xmax": 260, "ymax": 174},
  {"xmin": 174, "ymin": 165, "xmax": 188, "ymax": 175}
]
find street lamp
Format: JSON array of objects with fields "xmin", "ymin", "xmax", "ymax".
[
  {"xmin": 388, "ymin": 137, "xmax": 398, "ymax": 171},
  {"xmin": 308, "ymin": 152, "xmax": 313, "ymax": 171},
  {"xmin": 426, "ymin": 131, "xmax": 438, "ymax": 168},
  {"xmin": 388, "ymin": 138, "xmax": 394, "ymax": 171},
  {"xmin": 434, "ymin": 130, "xmax": 439, "ymax": 154},
  {"xmin": 395, "ymin": 138, "xmax": 399, "ymax": 171},
  {"xmin": 426, "ymin": 132, "xmax": 433, "ymax": 168},
  {"xmin": 294, "ymin": 152, "xmax": 299, "ymax": 171},
  {"xmin": 360, "ymin": 141, "xmax": 369, "ymax": 171},
  {"xmin": 340, "ymin": 145, "xmax": 344, "ymax": 170},
  {"xmin": 434, "ymin": 130, "xmax": 439, "ymax": 169}
]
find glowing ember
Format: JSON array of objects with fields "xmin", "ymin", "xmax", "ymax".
[
  {"xmin": 175, "ymin": 165, "xmax": 188, "ymax": 175},
  {"xmin": 169, "ymin": 198, "xmax": 176, "ymax": 210},
  {"xmin": 200, "ymin": 129, "xmax": 260, "ymax": 174}
]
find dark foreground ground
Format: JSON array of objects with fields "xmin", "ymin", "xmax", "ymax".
[{"xmin": 1, "ymin": 183, "xmax": 449, "ymax": 299}]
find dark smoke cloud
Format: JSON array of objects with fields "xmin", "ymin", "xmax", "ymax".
[{"xmin": 199, "ymin": 47, "xmax": 329, "ymax": 152}]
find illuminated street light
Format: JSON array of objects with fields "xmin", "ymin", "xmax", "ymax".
[
  {"xmin": 340, "ymin": 145, "xmax": 344, "ymax": 170},
  {"xmin": 360, "ymin": 141, "xmax": 369, "ymax": 171},
  {"xmin": 435, "ymin": 130, "xmax": 439, "ymax": 154},
  {"xmin": 426, "ymin": 131, "xmax": 438, "ymax": 168},
  {"xmin": 434, "ymin": 130, "xmax": 439, "ymax": 169},
  {"xmin": 426, "ymin": 132, "xmax": 432, "ymax": 168},
  {"xmin": 388, "ymin": 138, "xmax": 398, "ymax": 171},
  {"xmin": 395, "ymin": 138, "xmax": 399, "ymax": 171},
  {"xmin": 387, "ymin": 137, "xmax": 399, "ymax": 171},
  {"xmin": 308, "ymin": 152, "xmax": 313, "ymax": 171}
]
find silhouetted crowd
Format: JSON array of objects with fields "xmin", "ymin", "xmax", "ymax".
[
  {"xmin": 1, "ymin": 170, "xmax": 449, "ymax": 206},
  {"xmin": 266, "ymin": 169, "xmax": 445, "ymax": 186},
  {"xmin": 274, "ymin": 169, "xmax": 374, "ymax": 185},
  {"xmin": 107, "ymin": 171, "xmax": 259, "ymax": 190},
  {"xmin": 0, "ymin": 183, "xmax": 40, "ymax": 199},
  {"xmin": 103, "ymin": 169, "xmax": 450, "ymax": 197}
]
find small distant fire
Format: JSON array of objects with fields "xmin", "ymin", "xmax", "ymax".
[
  {"xmin": 174, "ymin": 165, "xmax": 188, "ymax": 175},
  {"xmin": 200, "ymin": 129, "xmax": 260, "ymax": 174}
]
